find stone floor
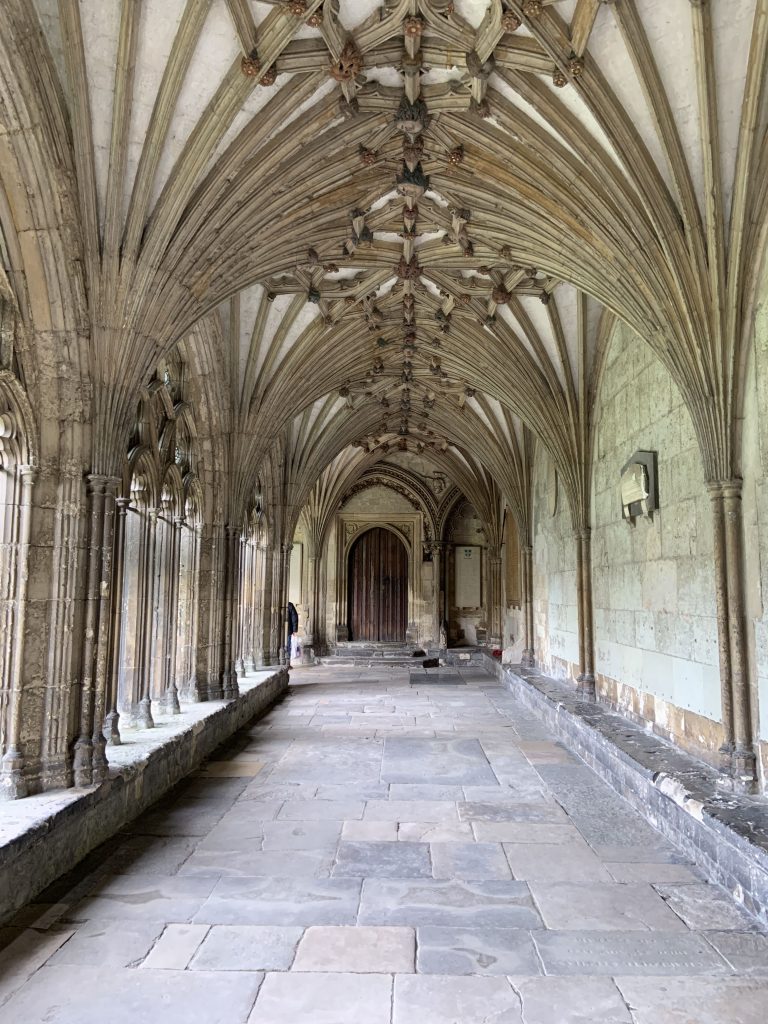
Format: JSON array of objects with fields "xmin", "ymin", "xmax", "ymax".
[{"xmin": 1, "ymin": 664, "xmax": 767, "ymax": 1023}]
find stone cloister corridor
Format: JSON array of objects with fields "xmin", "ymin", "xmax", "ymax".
[
  {"xmin": 4, "ymin": 0, "xmax": 768, "ymax": 1016},
  {"xmin": 1, "ymin": 662, "xmax": 766, "ymax": 1024}
]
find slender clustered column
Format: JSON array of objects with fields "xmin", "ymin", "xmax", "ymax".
[
  {"xmin": 163, "ymin": 514, "xmax": 184, "ymax": 714},
  {"xmin": 707, "ymin": 481, "xmax": 758, "ymax": 789},
  {"xmin": 137, "ymin": 508, "xmax": 158, "ymax": 728},
  {"xmin": 521, "ymin": 544, "xmax": 535, "ymax": 667},
  {"xmin": 575, "ymin": 528, "xmax": 595, "ymax": 700},
  {"xmin": 221, "ymin": 525, "xmax": 240, "ymax": 698},
  {"xmin": 104, "ymin": 495, "xmax": 130, "ymax": 745},
  {"xmin": 91, "ymin": 477, "xmax": 120, "ymax": 780},
  {"xmin": 73, "ymin": 474, "xmax": 108, "ymax": 785},
  {"xmin": 0, "ymin": 464, "xmax": 36, "ymax": 799}
]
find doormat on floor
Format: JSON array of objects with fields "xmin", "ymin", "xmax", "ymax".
[{"xmin": 409, "ymin": 671, "xmax": 464, "ymax": 685}]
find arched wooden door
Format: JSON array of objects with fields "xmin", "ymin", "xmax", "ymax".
[{"xmin": 348, "ymin": 528, "xmax": 408, "ymax": 642}]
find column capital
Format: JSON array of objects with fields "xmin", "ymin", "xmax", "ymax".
[
  {"xmin": 86, "ymin": 473, "xmax": 121, "ymax": 494},
  {"xmin": 707, "ymin": 478, "xmax": 742, "ymax": 500}
]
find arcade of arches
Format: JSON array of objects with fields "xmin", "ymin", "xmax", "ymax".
[{"xmin": 2, "ymin": 0, "xmax": 768, "ymax": 951}]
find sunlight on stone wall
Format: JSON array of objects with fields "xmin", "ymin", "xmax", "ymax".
[
  {"xmin": 742, "ymin": 254, "xmax": 768, "ymax": 780},
  {"xmin": 532, "ymin": 446, "xmax": 579, "ymax": 680},
  {"xmin": 591, "ymin": 322, "xmax": 722, "ymax": 762}
]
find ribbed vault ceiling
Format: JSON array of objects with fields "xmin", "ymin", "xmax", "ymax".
[{"xmin": 17, "ymin": 0, "xmax": 768, "ymax": 524}]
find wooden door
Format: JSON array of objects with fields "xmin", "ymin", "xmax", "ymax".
[{"xmin": 348, "ymin": 528, "xmax": 408, "ymax": 641}]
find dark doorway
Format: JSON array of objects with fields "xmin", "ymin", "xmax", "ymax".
[{"xmin": 348, "ymin": 527, "xmax": 408, "ymax": 642}]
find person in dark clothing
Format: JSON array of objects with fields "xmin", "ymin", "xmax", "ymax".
[
  {"xmin": 287, "ymin": 602, "xmax": 300, "ymax": 665},
  {"xmin": 287, "ymin": 602, "xmax": 299, "ymax": 636}
]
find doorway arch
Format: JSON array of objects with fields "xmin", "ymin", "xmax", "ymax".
[{"xmin": 347, "ymin": 527, "xmax": 408, "ymax": 642}]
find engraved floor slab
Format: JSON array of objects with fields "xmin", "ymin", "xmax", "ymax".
[{"xmin": 533, "ymin": 930, "xmax": 730, "ymax": 975}]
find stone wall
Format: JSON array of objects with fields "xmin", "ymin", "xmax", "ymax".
[
  {"xmin": 532, "ymin": 445, "xmax": 579, "ymax": 679},
  {"xmin": 742, "ymin": 255, "xmax": 768, "ymax": 782},
  {"xmin": 591, "ymin": 322, "xmax": 722, "ymax": 763}
]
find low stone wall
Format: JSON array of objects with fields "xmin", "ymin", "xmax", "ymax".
[
  {"xmin": 483, "ymin": 656, "xmax": 768, "ymax": 928},
  {"xmin": 0, "ymin": 669, "xmax": 288, "ymax": 923}
]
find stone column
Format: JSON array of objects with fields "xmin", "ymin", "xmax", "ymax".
[
  {"xmin": 260, "ymin": 544, "xmax": 275, "ymax": 665},
  {"xmin": 185, "ymin": 523, "xmax": 204, "ymax": 701},
  {"xmin": 163, "ymin": 514, "xmax": 184, "ymax": 714},
  {"xmin": 235, "ymin": 534, "xmax": 247, "ymax": 676},
  {"xmin": 73, "ymin": 474, "xmax": 108, "ymax": 785},
  {"xmin": 280, "ymin": 542, "xmax": 292, "ymax": 665},
  {"xmin": 431, "ymin": 543, "xmax": 444, "ymax": 649},
  {"xmin": 91, "ymin": 477, "xmax": 120, "ymax": 781},
  {"xmin": 487, "ymin": 548, "xmax": 503, "ymax": 648},
  {"xmin": 104, "ymin": 496, "xmax": 129, "ymax": 745},
  {"xmin": 41, "ymin": 464, "xmax": 83, "ymax": 790},
  {"xmin": 575, "ymin": 528, "xmax": 596, "ymax": 700},
  {"xmin": 220, "ymin": 525, "xmax": 240, "ymax": 699},
  {"xmin": 709, "ymin": 481, "xmax": 757, "ymax": 788},
  {"xmin": 136, "ymin": 508, "xmax": 158, "ymax": 728},
  {"xmin": 521, "ymin": 544, "xmax": 535, "ymax": 666},
  {"xmin": 245, "ymin": 538, "xmax": 257, "ymax": 670},
  {"xmin": 0, "ymin": 464, "xmax": 36, "ymax": 799},
  {"xmin": 302, "ymin": 551, "xmax": 319, "ymax": 664}
]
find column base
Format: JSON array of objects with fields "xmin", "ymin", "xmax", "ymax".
[
  {"xmin": 576, "ymin": 673, "xmax": 596, "ymax": 702},
  {"xmin": 208, "ymin": 673, "xmax": 223, "ymax": 701},
  {"xmin": 72, "ymin": 736, "xmax": 94, "ymax": 787},
  {"xmin": 732, "ymin": 746, "xmax": 758, "ymax": 794},
  {"xmin": 521, "ymin": 649, "xmax": 535, "ymax": 668},
  {"xmin": 104, "ymin": 710, "xmax": 122, "ymax": 746},
  {"xmin": 235, "ymin": 658, "xmax": 245, "ymax": 676},
  {"xmin": 221, "ymin": 668, "xmax": 239, "ymax": 699},
  {"xmin": 165, "ymin": 687, "xmax": 181, "ymax": 715},
  {"xmin": 137, "ymin": 697, "xmax": 155, "ymax": 729},
  {"xmin": 0, "ymin": 749, "xmax": 27, "ymax": 800},
  {"xmin": 91, "ymin": 737, "xmax": 109, "ymax": 784}
]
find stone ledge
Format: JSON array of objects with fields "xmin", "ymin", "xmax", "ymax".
[
  {"xmin": 485, "ymin": 657, "xmax": 768, "ymax": 929},
  {"xmin": 0, "ymin": 668, "xmax": 288, "ymax": 923}
]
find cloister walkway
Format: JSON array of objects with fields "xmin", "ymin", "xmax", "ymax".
[{"xmin": 1, "ymin": 664, "xmax": 767, "ymax": 1022}]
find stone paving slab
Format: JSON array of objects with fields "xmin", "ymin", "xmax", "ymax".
[
  {"xmin": 47, "ymin": 919, "xmax": 163, "ymax": 968},
  {"xmin": 614, "ymin": 976, "xmax": 768, "ymax": 1024},
  {"xmin": 189, "ymin": 925, "xmax": 303, "ymax": 971},
  {"xmin": 431, "ymin": 841, "xmax": 513, "ymax": 880},
  {"xmin": 333, "ymin": 840, "xmax": 432, "ymax": 878},
  {"xmin": 393, "ymin": 974, "xmax": 522, "ymax": 1023},
  {"xmin": 193, "ymin": 877, "xmax": 361, "ymax": 926},
  {"xmin": 654, "ymin": 882, "xmax": 760, "ymax": 931},
  {"xmin": 250, "ymin": 971, "xmax": 392, "ymax": 1023},
  {"xmin": 416, "ymin": 926, "xmax": 540, "ymax": 975},
  {"xmin": 529, "ymin": 882, "xmax": 689, "ymax": 932},
  {"xmin": 381, "ymin": 738, "xmax": 497, "ymax": 785},
  {"xmin": 358, "ymin": 879, "xmax": 542, "ymax": 928},
  {"xmin": 292, "ymin": 925, "xmax": 415, "ymax": 973},
  {"xmin": 509, "ymin": 976, "xmax": 633, "ymax": 1024},
  {"xmin": 0, "ymin": 963, "xmax": 264, "ymax": 1023}
]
